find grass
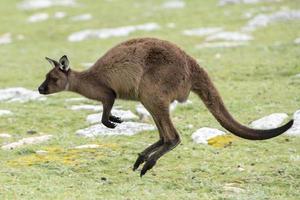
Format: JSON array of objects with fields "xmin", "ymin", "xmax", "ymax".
[{"xmin": 0, "ymin": 0, "xmax": 299, "ymax": 199}]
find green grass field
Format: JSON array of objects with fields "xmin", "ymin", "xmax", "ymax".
[{"xmin": 0, "ymin": 0, "xmax": 299, "ymax": 199}]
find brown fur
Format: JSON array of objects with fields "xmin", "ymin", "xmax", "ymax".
[{"xmin": 39, "ymin": 37, "xmax": 293, "ymax": 176}]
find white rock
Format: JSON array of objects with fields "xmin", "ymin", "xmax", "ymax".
[
  {"xmin": 87, "ymin": 109, "xmax": 138, "ymax": 124},
  {"xmin": 135, "ymin": 100, "xmax": 192, "ymax": 120},
  {"xmin": 166, "ymin": 23, "xmax": 176, "ymax": 28},
  {"xmin": 136, "ymin": 104, "xmax": 151, "ymax": 120},
  {"xmin": 18, "ymin": 0, "xmax": 77, "ymax": 10},
  {"xmin": 170, "ymin": 100, "xmax": 192, "ymax": 111},
  {"xmin": 54, "ymin": 11, "xmax": 67, "ymax": 19},
  {"xmin": 250, "ymin": 113, "xmax": 288, "ymax": 129},
  {"xmin": 27, "ymin": 13, "xmax": 49, "ymax": 23},
  {"xmin": 74, "ymin": 144, "xmax": 100, "ymax": 149},
  {"xmin": 35, "ymin": 150, "xmax": 48, "ymax": 155},
  {"xmin": 243, "ymin": 10, "xmax": 300, "ymax": 32},
  {"xmin": 1, "ymin": 135, "xmax": 53, "ymax": 150},
  {"xmin": 65, "ymin": 97, "xmax": 86, "ymax": 102},
  {"xmin": 0, "ymin": 133, "xmax": 12, "ymax": 138},
  {"xmin": 244, "ymin": 11, "xmax": 254, "ymax": 19},
  {"xmin": 0, "ymin": 87, "xmax": 46, "ymax": 103},
  {"xmin": 294, "ymin": 38, "xmax": 300, "ymax": 45},
  {"xmin": 223, "ymin": 186, "xmax": 245, "ymax": 193},
  {"xmin": 16, "ymin": 34, "xmax": 25, "ymax": 40},
  {"xmin": 70, "ymin": 104, "xmax": 102, "ymax": 112},
  {"xmin": 196, "ymin": 41, "xmax": 248, "ymax": 48},
  {"xmin": 219, "ymin": 0, "xmax": 275, "ymax": 6},
  {"xmin": 0, "ymin": 110, "xmax": 12, "ymax": 116},
  {"xmin": 286, "ymin": 110, "xmax": 300, "ymax": 136},
  {"xmin": 68, "ymin": 23, "xmax": 160, "ymax": 42},
  {"xmin": 0, "ymin": 33, "xmax": 12, "ymax": 45},
  {"xmin": 71, "ymin": 14, "xmax": 92, "ymax": 21},
  {"xmin": 187, "ymin": 124, "xmax": 194, "ymax": 129},
  {"xmin": 192, "ymin": 127, "xmax": 226, "ymax": 144},
  {"xmin": 162, "ymin": 0, "xmax": 185, "ymax": 9},
  {"xmin": 76, "ymin": 122, "xmax": 155, "ymax": 137},
  {"xmin": 206, "ymin": 31, "xmax": 253, "ymax": 42},
  {"xmin": 215, "ymin": 53, "xmax": 222, "ymax": 59},
  {"xmin": 294, "ymin": 73, "xmax": 300, "ymax": 78},
  {"xmin": 183, "ymin": 27, "xmax": 223, "ymax": 37}
]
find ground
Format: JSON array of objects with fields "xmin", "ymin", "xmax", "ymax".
[{"xmin": 0, "ymin": 0, "xmax": 300, "ymax": 199}]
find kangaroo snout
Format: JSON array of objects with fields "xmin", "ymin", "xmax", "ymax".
[{"xmin": 38, "ymin": 85, "xmax": 47, "ymax": 94}]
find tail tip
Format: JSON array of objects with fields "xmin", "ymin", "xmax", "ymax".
[{"xmin": 286, "ymin": 119, "xmax": 294, "ymax": 129}]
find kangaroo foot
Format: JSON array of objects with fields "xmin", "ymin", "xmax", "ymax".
[
  {"xmin": 109, "ymin": 115, "xmax": 123, "ymax": 123},
  {"xmin": 133, "ymin": 153, "xmax": 146, "ymax": 171},
  {"xmin": 140, "ymin": 158, "xmax": 157, "ymax": 177},
  {"xmin": 102, "ymin": 120, "xmax": 117, "ymax": 129}
]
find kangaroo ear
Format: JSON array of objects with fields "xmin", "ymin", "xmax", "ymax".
[
  {"xmin": 45, "ymin": 57, "xmax": 60, "ymax": 68},
  {"xmin": 59, "ymin": 55, "xmax": 70, "ymax": 72}
]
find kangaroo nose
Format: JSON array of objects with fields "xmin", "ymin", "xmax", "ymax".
[{"xmin": 38, "ymin": 86, "xmax": 45, "ymax": 94}]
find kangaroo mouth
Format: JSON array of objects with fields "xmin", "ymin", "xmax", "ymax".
[{"xmin": 38, "ymin": 86, "xmax": 48, "ymax": 95}]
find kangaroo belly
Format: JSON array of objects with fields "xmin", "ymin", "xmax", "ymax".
[{"xmin": 105, "ymin": 63, "xmax": 143, "ymax": 101}]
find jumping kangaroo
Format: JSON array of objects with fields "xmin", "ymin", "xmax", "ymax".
[{"xmin": 38, "ymin": 38, "xmax": 293, "ymax": 177}]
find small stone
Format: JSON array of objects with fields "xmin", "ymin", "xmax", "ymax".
[
  {"xmin": 71, "ymin": 14, "xmax": 92, "ymax": 21},
  {"xmin": 74, "ymin": 144, "xmax": 100, "ymax": 149},
  {"xmin": 0, "ymin": 33, "xmax": 12, "ymax": 45},
  {"xmin": 54, "ymin": 11, "xmax": 66, "ymax": 19},
  {"xmin": 76, "ymin": 122, "xmax": 155, "ymax": 137},
  {"xmin": 65, "ymin": 97, "xmax": 86, "ymax": 102},
  {"xmin": 16, "ymin": 34, "xmax": 25, "ymax": 40},
  {"xmin": 135, "ymin": 104, "xmax": 151, "ymax": 120},
  {"xmin": 205, "ymin": 31, "xmax": 253, "ymax": 42},
  {"xmin": 18, "ymin": 0, "xmax": 77, "ymax": 10},
  {"xmin": 237, "ymin": 165, "xmax": 245, "ymax": 171},
  {"xmin": 86, "ymin": 109, "xmax": 138, "ymax": 124},
  {"xmin": 250, "ymin": 113, "xmax": 288, "ymax": 129},
  {"xmin": 183, "ymin": 27, "xmax": 223, "ymax": 37},
  {"xmin": 68, "ymin": 23, "xmax": 160, "ymax": 42},
  {"xmin": 27, "ymin": 13, "xmax": 49, "ymax": 23},
  {"xmin": 0, "ymin": 133, "xmax": 12, "ymax": 138},
  {"xmin": 219, "ymin": 0, "xmax": 275, "ymax": 6},
  {"xmin": 35, "ymin": 150, "xmax": 48, "ymax": 155},
  {"xmin": 166, "ymin": 23, "xmax": 176, "ymax": 28},
  {"xmin": 242, "ymin": 10, "xmax": 300, "ymax": 32},
  {"xmin": 294, "ymin": 37, "xmax": 300, "ymax": 45},
  {"xmin": 285, "ymin": 110, "xmax": 300, "ymax": 136},
  {"xmin": 0, "ymin": 87, "xmax": 46, "ymax": 103},
  {"xmin": 1, "ymin": 135, "xmax": 53, "ymax": 150},
  {"xmin": 0, "ymin": 110, "xmax": 12, "ymax": 116},
  {"xmin": 135, "ymin": 100, "xmax": 192, "ymax": 120},
  {"xmin": 187, "ymin": 124, "xmax": 194, "ymax": 129},
  {"xmin": 161, "ymin": 0, "xmax": 185, "ymax": 9},
  {"xmin": 196, "ymin": 41, "xmax": 248, "ymax": 48},
  {"xmin": 70, "ymin": 104, "xmax": 102, "ymax": 112},
  {"xmin": 215, "ymin": 53, "xmax": 221, "ymax": 59},
  {"xmin": 223, "ymin": 186, "xmax": 245, "ymax": 193},
  {"xmin": 192, "ymin": 127, "xmax": 226, "ymax": 144}
]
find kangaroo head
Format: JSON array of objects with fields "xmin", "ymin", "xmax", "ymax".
[{"xmin": 38, "ymin": 55, "xmax": 70, "ymax": 95}]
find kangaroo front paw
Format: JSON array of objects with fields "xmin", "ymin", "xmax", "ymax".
[
  {"xmin": 102, "ymin": 120, "xmax": 117, "ymax": 129},
  {"xmin": 109, "ymin": 115, "xmax": 123, "ymax": 123}
]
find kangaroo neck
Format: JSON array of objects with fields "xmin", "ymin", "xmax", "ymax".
[{"xmin": 67, "ymin": 69, "xmax": 91, "ymax": 96}]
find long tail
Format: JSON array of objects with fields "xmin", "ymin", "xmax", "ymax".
[{"xmin": 190, "ymin": 62, "xmax": 293, "ymax": 140}]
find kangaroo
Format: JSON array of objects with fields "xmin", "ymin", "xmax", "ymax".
[{"xmin": 38, "ymin": 37, "xmax": 293, "ymax": 177}]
